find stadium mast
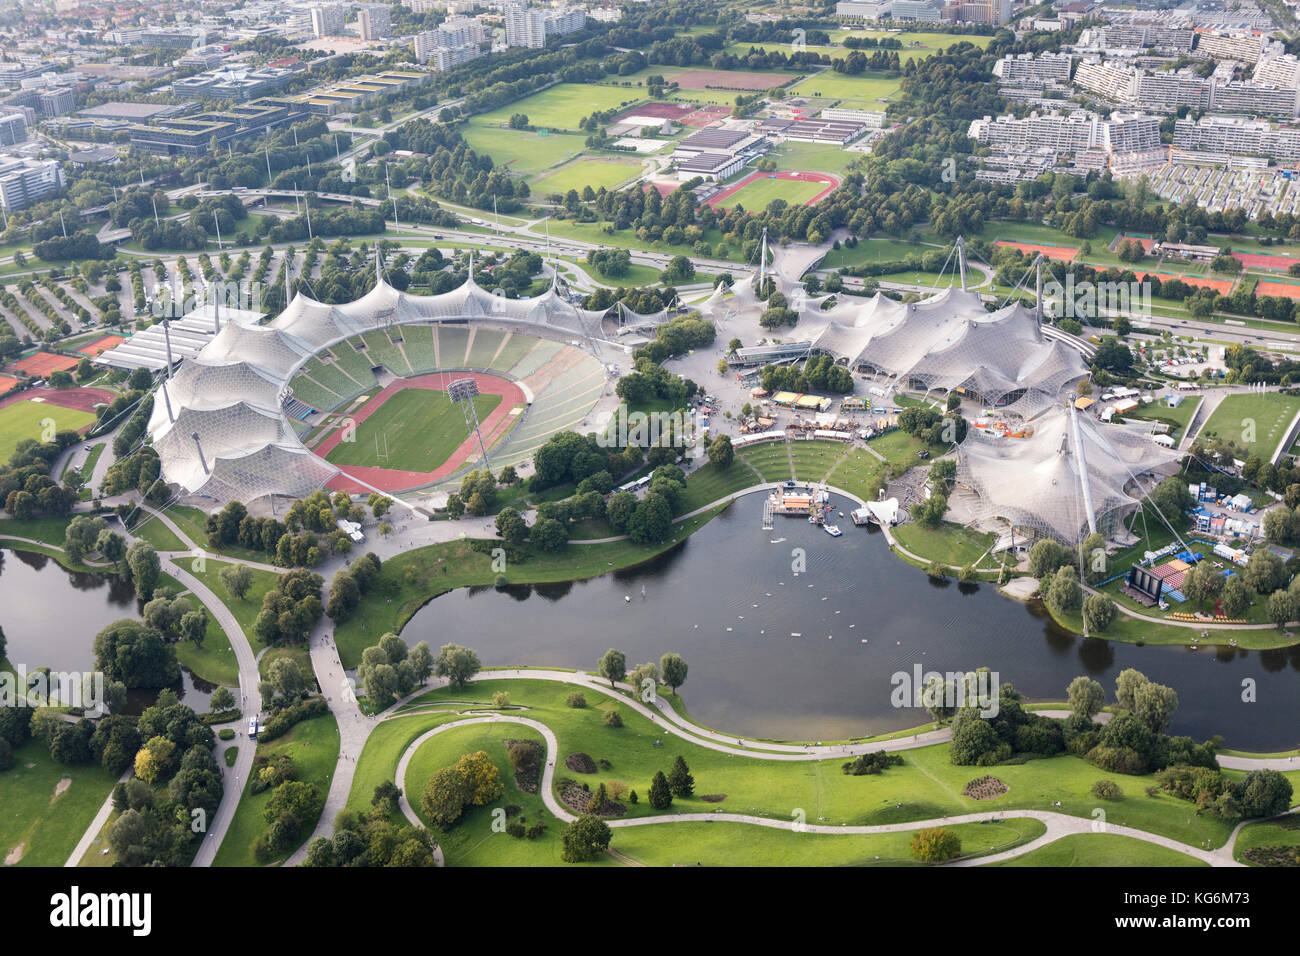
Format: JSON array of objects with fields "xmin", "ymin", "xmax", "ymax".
[
  {"xmin": 956, "ymin": 235, "xmax": 968, "ymax": 293},
  {"xmin": 1068, "ymin": 401, "xmax": 1098, "ymax": 535},
  {"xmin": 1034, "ymin": 254, "xmax": 1044, "ymax": 326}
]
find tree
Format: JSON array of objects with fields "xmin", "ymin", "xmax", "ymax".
[
  {"xmin": 530, "ymin": 516, "xmax": 568, "ymax": 552},
  {"xmin": 667, "ymin": 754, "xmax": 694, "ymax": 797},
  {"xmin": 179, "ymin": 610, "xmax": 207, "ymax": 648},
  {"xmin": 1067, "ymin": 676, "xmax": 1105, "ymax": 719},
  {"xmin": 707, "ymin": 434, "xmax": 734, "ymax": 469},
  {"xmin": 1027, "ymin": 539, "xmax": 1072, "ymax": 578},
  {"xmin": 561, "ymin": 814, "xmax": 611, "ymax": 862},
  {"xmin": 1115, "ymin": 668, "xmax": 1149, "ymax": 712},
  {"xmin": 495, "ymin": 507, "xmax": 527, "ymax": 545},
  {"xmin": 408, "ymin": 641, "xmax": 434, "ymax": 686},
  {"xmin": 1222, "ymin": 574, "xmax": 1249, "ymax": 618},
  {"xmin": 597, "ymin": 648, "xmax": 626, "ymax": 687},
  {"xmin": 1133, "ymin": 681, "xmax": 1178, "ymax": 734},
  {"xmin": 455, "ymin": 750, "xmax": 504, "ymax": 806},
  {"xmin": 660, "ymin": 652, "xmax": 687, "ymax": 695},
  {"xmin": 910, "ymin": 827, "xmax": 962, "ymax": 863},
  {"xmin": 133, "ymin": 735, "xmax": 176, "ymax": 785},
  {"xmin": 210, "ymin": 686, "xmax": 235, "ymax": 711},
  {"xmin": 434, "ymin": 643, "xmax": 481, "ymax": 687},
  {"xmin": 1245, "ymin": 549, "xmax": 1287, "ymax": 594},
  {"xmin": 422, "ymin": 765, "xmax": 473, "ymax": 829},
  {"xmin": 648, "ymin": 770, "xmax": 672, "ymax": 809},
  {"xmin": 219, "ymin": 563, "xmax": 254, "ymax": 601},
  {"xmin": 1082, "ymin": 593, "xmax": 1116, "ymax": 632},
  {"xmin": 1047, "ymin": 565, "xmax": 1082, "ymax": 612},
  {"xmin": 126, "ymin": 540, "xmax": 160, "ymax": 600},
  {"xmin": 1267, "ymin": 589, "xmax": 1295, "ymax": 629},
  {"xmin": 1237, "ymin": 769, "xmax": 1293, "ymax": 818}
]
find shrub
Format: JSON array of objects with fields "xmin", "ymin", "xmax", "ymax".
[
  {"xmin": 603, "ymin": 709, "xmax": 623, "ymax": 728},
  {"xmin": 505, "ymin": 820, "xmax": 526, "ymax": 838},
  {"xmin": 1091, "ymin": 779, "xmax": 1123, "ymax": 800},
  {"xmin": 910, "ymin": 827, "xmax": 962, "ymax": 863},
  {"xmin": 566, "ymin": 692, "xmax": 586, "ymax": 708},
  {"xmin": 218, "ymin": 729, "xmax": 235, "ymax": 741}
]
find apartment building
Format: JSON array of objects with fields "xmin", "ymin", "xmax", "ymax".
[
  {"xmin": 1101, "ymin": 111, "xmax": 1161, "ymax": 151},
  {"xmin": 357, "ymin": 4, "xmax": 392, "ymax": 40},
  {"xmin": 1212, "ymin": 81, "xmax": 1298, "ymax": 118},
  {"xmin": 1073, "ymin": 60, "xmax": 1139, "ymax": 101},
  {"xmin": 505, "ymin": 5, "xmax": 548, "ymax": 47},
  {"xmin": 38, "ymin": 86, "xmax": 75, "ymax": 117},
  {"xmin": 414, "ymin": 19, "xmax": 486, "ymax": 69},
  {"xmin": 1174, "ymin": 115, "xmax": 1300, "ymax": 163},
  {"xmin": 1095, "ymin": 24, "xmax": 1194, "ymax": 52},
  {"xmin": 310, "ymin": 5, "xmax": 347, "ymax": 37},
  {"xmin": 0, "ymin": 112, "xmax": 27, "ymax": 147},
  {"xmin": 993, "ymin": 51, "xmax": 1073, "ymax": 87},
  {"xmin": 0, "ymin": 157, "xmax": 64, "ymax": 211},
  {"xmin": 968, "ymin": 109, "xmax": 1159, "ymax": 154},
  {"xmin": 1195, "ymin": 31, "xmax": 1273, "ymax": 64},
  {"xmin": 1254, "ymin": 53, "xmax": 1300, "ymax": 91}
]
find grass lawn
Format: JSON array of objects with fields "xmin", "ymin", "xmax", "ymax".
[
  {"xmin": 401, "ymin": 722, "xmax": 614, "ymax": 865},
  {"xmin": 987, "ymin": 832, "xmax": 1207, "ymax": 867},
  {"xmin": 1122, "ymin": 396, "xmax": 1202, "ymax": 439},
  {"xmin": 768, "ymin": 141, "xmax": 858, "ymax": 176},
  {"xmin": 587, "ymin": 261, "xmax": 663, "ymax": 288},
  {"xmin": 1233, "ymin": 812, "xmax": 1300, "ymax": 865},
  {"xmin": 0, "ymin": 739, "xmax": 119, "ymax": 867},
  {"xmin": 720, "ymin": 175, "xmax": 827, "ymax": 212},
  {"xmin": 531, "ymin": 157, "xmax": 642, "ymax": 196},
  {"xmin": 614, "ymin": 817, "xmax": 1045, "ymax": 866},
  {"xmin": 331, "ymin": 506, "xmax": 726, "ymax": 666},
  {"xmin": 826, "ymin": 448, "xmax": 888, "ymax": 502},
  {"xmin": 893, "ymin": 520, "xmax": 996, "ymax": 569},
  {"xmin": 0, "ymin": 514, "xmax": 76, "ymax": 548},
  {"xmin": 212, "ymin": 712, "xmax": 340, "ymax": 867},
  {"xmin": 788, "ymin": 69, "xmax": 902, "ymax": 109},
  {"xmin": 534, "ymin": 218, "xmax": 744, "ymax": 263},
  {"xmin": 0, "ymin": 400, "xmax": 95, "ymax": 463},
  {"xmin": 819, "ymin": 238, "xmax": 936, "ymax": 270},
  {"xmin": 474, "ymin": 84, "xmax": 643, "ymax": 131},
  {"xmin": 373, "ymin": 678, "xmax": 1246, "ymax": 850},
  {"xmin": 681, "ymin": 459, "xmax": 763, "ymax": 512},
  {"xmin": 827, "ymin": 29, "xmax": 992, "ymax": 61},
  {"xmin": 130, "ymin": 513, "xmax": 187, "ymax": 552},
  {"xmin": 460, "ymin": 122, "xmax": 587, "ymax": 177},
  {"xmin": 1198, "ymin": 392, "xmax": 1300, "ymax": 459},
  {"xmin": 184, "ymin": 559, "xmax": 282, "ymax": 651},
  {"xmin": 324, "ymin": 387, "xmax": 500, "ymax": 472},
  {"xmin": 80, "ymin": 443, "xmax": 105, "ymax": 484},
  {"xmin": 867, "ymin": 428, "xmax": 949, "ymax": 468}
]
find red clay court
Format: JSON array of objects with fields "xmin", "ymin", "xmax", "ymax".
[
  {"xmin": 78, "ymin": 334, "xmax": 127, "ymax": 357},
  {"xmin": 674, "ymin": 69, "xmax": 795, "ymax": 91},
  {"xmin": 316, "ymin": 372, "xmax": 525, "ymax": 494},
  {"xmin": 995, "ymin": 240, "xmax": 1078, "ymax": 262},
  {"xmin": 1255, "ymin": 280, "xmax": 1300, "ymax": 300},
  {"xmin": 0, "ymin": 385, "xmax": 113, "ymax": 415},
  {"xmin": 680, "ymin": 104, "xmax": 733, "ymax": 127},
  {"xmin": 1234, "ymin": 250, "xmax": 1300, "ymax": 272},
  {"xmin": 616, "ymin": 102, "xmax": 695, "ymax": 121},
  {"xmin": 0, "ymin": 375, "xmax": 18, "ymax": 396},
  {"xmin": 10, "ymin": 351, "xmax": 79, "ymax": 377},
  {"xmin": 1138, "ymin": 271, "xmax": 1235, "ymax": 295},
  {"xmin": 706, "ymin": 170, "xmax": 840, "ymax": 209}
]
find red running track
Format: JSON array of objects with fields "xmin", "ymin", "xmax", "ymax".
[
  {"xmin": 706, "ymin": 170, "xmax": 840, "ymax": 210},
  {"xmin": 317, "ymin": 372, "xmax": 525, "ymax": 494},
  {"xmin": 0, "ymin": 386, "xmax": 114, "ymax": 415}
]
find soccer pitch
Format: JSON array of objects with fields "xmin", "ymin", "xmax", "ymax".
[
  {"xmin": 1200, "ymin": 392, "xmax": 1300, "ymax": 459},
  {"xmin": 461, "ymin": 122, "xmax": 587, "ymax": 177},
  {"xmin": 789, "ymin": 70, "xmax": 901, "ymax": 109},
  {"xmin": 474, "ymin": 84, "xmax": 644, "ymax": 131},
  {"xmin": 0, "ymin": 400, "xmax": 95, "ymax": 462},
  {"xmin": 531, "ymin": 157, "xmax": 642, "ymax": 196},
  {"xmin": 324, "ymin": 388, "xmax": 502, "ymax": 473},
  {"xmin": 718, "ymin": 176, "xmax": 826, "ymax": 211}
]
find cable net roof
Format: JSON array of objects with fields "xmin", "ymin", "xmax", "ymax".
[
  {"xmin": 149, "ymin": 273, "xmax": 603, "ymax": 502},
  {"xmin": 956, "ymin": 405, "xmax": 1182, "ymax": 543}
]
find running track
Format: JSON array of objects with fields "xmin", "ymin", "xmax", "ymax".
[
  {"xmin": 707, "ymin": 170, "xmax": 840, "ymax": 210},
  {"xmin": 318, "ymin": 372, "xmax": 524, "ymax": 493},
  {"xmin": 0, "ymin": 385, "xmax": 114, "ymax": 415}
]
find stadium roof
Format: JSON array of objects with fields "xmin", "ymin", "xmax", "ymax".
[
  {"xmin": 148, "ymin": 262, "xmax": 608, "ymax": 502},
  {"xmin": 957, "ymin": 404, "xmax": 1182, "ymax": 544}
]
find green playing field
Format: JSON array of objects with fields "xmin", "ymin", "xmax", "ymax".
[
  {"xmin": 473, "ymin": 84, "xmax": 645, "ymax": 131},
  {"xmin": 0, "ymin": 400, "xmax": 95, "ymax": 463},
  {"xmin": 717, "ymin": 176, "xmax": 827, "ymax": 211},
  {"xmin": 324, "ymin": 387, "xmax": 501, "ymax": 472}
]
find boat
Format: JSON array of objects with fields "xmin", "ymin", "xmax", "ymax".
[
  {"xmin": 823, "ymin": 524, "xmax": 843, "ymax": 537},
  {"xmin": 838, "ymin": 512, "xmax": 844, "ymax": 518}
]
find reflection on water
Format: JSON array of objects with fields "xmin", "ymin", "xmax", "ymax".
[
  {"xmin": 404, "ymin": 495, "xmax": 1300, "ymax": 749},
  {"xmin": 0, "ymin": 549, "xmax": 214, "ymax": 713}
]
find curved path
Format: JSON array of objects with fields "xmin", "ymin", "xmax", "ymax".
[{"xmin": 389, "ymin": 712, "xmax": 1262, "ymax": 868}]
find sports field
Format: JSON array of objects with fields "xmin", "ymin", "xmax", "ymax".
[
  {"xmin": 474, "ymin": 84, "xmax": 644, "ymax": 131},
  {"xmin": 323, "ymin": 386, "xmax": 500, "ymax": 472},
  {"xmin": 789, "ymin": 70, "xmax": 901, "ymax": 109},
  {"xmin": 769, "ymin": 141, "xmax": 857, "ymax": 174},
  {"xmin": 826, "ymin": 29, "xmax": 993, "ymax": 61},
  {"xmin": 531, "ymin": 157, "xmax": 642, "ymax": 196},
  {"xmin": 1136, "ymin": 271, "xmax": 1234, "ymax": 295},
  {"xmin": 674, "ymin": 68, "xmax": 796, "ymax": 92},
  {"xmin": 709, "ymin": 171, "xmax": 837, "ymax": 211},
  {"xmin": 1254, "ymin": 279, "xmax": 1300, "ymax": 300},
  {"xmin": 0, "ymin": 399, "xmax": 95, "ymax": 461},
  {"xmin": 995, "ymin": 240, "xmax": 1078, "ymax": 262},
  {"xmin": 461, "ymin": 122, "xmax": 587, "ymax": 177},
  {"xmin": 1200, "ymin": 392, "xmax": 1300, "ymax": 459}
]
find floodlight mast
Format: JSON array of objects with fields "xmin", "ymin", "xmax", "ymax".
[{"xmin": 449, "ymin": 377, "xmax": 491, "ymax": 471}]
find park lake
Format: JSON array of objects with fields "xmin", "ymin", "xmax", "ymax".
[
  {"xmin": 405, "ymin": 495, "xmax": 1300, "ymax": 751},
  {"xmin": 0, "ymin": 548, "xmax": 215, "ymax": 713}
]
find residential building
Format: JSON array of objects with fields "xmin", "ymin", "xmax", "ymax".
[
  {"xmin": 1173, "ymin": 115, "xmax": 1300, "ymax": 163},
  {"xmin": 505, "ymin": 4, "xmax": 548, "ymax": 47},
  {"xmin": 0, "ymin": 157, "xmax": 64, "ymax": 211},
  {"xmin": 310, "ymin": 5, "xmax": 347, "ymax": 37},
  {"xmin": 357, "ymin": 4, "xmax": 392, "ymax": 40},
  {"xmin": 1195, "ymin": 31, "xmax": 1273, "ymax": 64},
  {"xmin": 1254, "ymin": 53, "xmax": 1300, "ymax": 91},
  {"xmin": 38, "ymin": 87, "xmax": 76, "ymax": 117},
  {"xmin": 0, "ymin": 112, "xmax": 27, "ymax": 147},
  {"xmin": 993, "ymin": 52, "xmax": 1073, "ymax": 87}
]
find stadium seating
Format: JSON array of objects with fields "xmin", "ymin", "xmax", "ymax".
[
  {"xmin": 401, "ymin": 324, "xmax": 439, "ymax": 374},
  {"xmin": 465, "ymin": 328, "xmax": 506, "ymax": 369},
  {"xmin": 438, "ymin": 325, "xmax": 470, "ymax": 367},
  {"xmin": 488, "ymin": 333, "xmax": 539, "ymax": 374},
  {"xmin": 360, "ymin": 330, "xmax": 414, "ymax": 376}
]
